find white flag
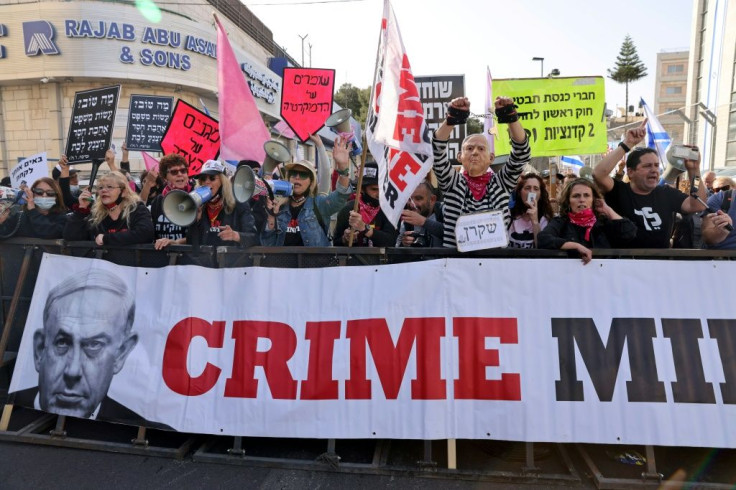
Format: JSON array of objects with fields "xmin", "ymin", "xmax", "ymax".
[{"xmin": 366, "ymin": 0, "xmax": 433, "ymax": 226}]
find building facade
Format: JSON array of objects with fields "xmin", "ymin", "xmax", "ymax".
[
  {"xmin": 0, "ymin": 0, "xmax": 310, "ymax": 177},
  {"xmin": 684, "ymin": 0, "xmax": 736, "ymax": 169},
  {"xmin": 654, "ymin": 50, "xmax": 689, "ymax": 145}
]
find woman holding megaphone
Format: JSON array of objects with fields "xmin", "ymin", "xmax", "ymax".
[
  {"xmin": 261, "ymin": 136, "xmax": 352, "ymax": 247},
  {"xmin": 187, "ymin": 160, "xmax": 258, "ymax": 247}
]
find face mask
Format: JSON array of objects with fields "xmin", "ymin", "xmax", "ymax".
[
  {"xmin": 34, "ymin": 197, "xmax": 56, "ymax": 210},
  {"xmin": 70, "ymin": 185, "xmax": 81, "ymax": 196}
]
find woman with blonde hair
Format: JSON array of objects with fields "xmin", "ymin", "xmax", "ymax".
[
  {"xmin": 64, "ymin": 171, "xmax": 154, "ymax": 245},
  {"xmin": 188, "ymin": 160, "xmax": 258, "ymax": 247}
]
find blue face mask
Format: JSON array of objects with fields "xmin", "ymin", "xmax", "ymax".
[{"xmin": 34, "ymin": 197, "xmax": 56, "ymax": 210}]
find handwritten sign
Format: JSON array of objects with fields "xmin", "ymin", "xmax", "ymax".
[
  {"xmin": 416, "ymin": 75, "xmax": 465, "ymax": 163},
  {"xmin": 10, "ymin": 152, "xmax": 48, "ymax": 189},
  {"xmin": 455, "ymin": 211, "xmax": 507, "ymax": 252},
  {"xmin": 160, "ymin": 99, "xmax": 220, "ymax": 176},
  {"xmin": 491, "ymin": 77, "xmax": 606, "ymax": 157},
  {"xmin": 126, "ymin": 95, "xmax": 174, "ymax": 152},
  {"xmin": 280, "ymin": 68, "xmax": 335, "ymax": 143},
  {"xmin": 65, "ymin": 86, "xmax": 120, "ymax": 164}
]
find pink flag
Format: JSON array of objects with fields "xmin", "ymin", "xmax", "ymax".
[
  {"xmin": 142, "ymin": 151, "xmax": 159, "ymax": 172},
  {"xmin": 366, "ymin": 0, "xmax": 433, "ymax": 226},
  {"xmin": 484, "ymin": 67, "xmax": 496, "ymax": 155},
  {"xmin": 273, "ymin": 120, "xmax": 296, "ymax": 139},
  {"xmin": 215, "ymin": 15, "xmax": 269, "ymax": 164}
]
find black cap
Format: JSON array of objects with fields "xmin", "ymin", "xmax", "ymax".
[{"xmin": 361, "ymin": 161, "xmax": 378, "ymax": 186}]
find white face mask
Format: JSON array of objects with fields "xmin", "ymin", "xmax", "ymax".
[{"xmin": 34, "ymin": 197, "xmax": 56, "ymax": 210}]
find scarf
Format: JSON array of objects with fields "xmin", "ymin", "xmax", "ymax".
[
  {"xmin": 358, "ymin": 193, "xmax": 381, "ymax": 227},
  {"xmin": 206, "ymin": 195, "xmax": 224, "ymax": 228},
  {"xmin": 567, "ymin": 208, "xmax": 597, "ymax": 242},
  {"xmin": 462, "ymin": 171, "xmax": 493, "ymax": 200},
  {"xmin": 161, "ymin": 182, "xmax": 192, "ymax": 197}
]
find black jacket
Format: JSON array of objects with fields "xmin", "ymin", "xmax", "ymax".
[
  {"xmin": 63, "ymin": 202, "xmax": 154, "ymax": 245},
  {"xmin": 187, "ymin": 200, "xmax": 258, "ymax": 247},
  {"xmin": 538, "ymin": 215, "xmax": 637, "ymax": 250}
]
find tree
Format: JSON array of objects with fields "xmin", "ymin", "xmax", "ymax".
[
  {"xmin": 333, "ymin": 83, "xmax": 371, "ymax": 129},
  {"xmin": 608, "ymin": 35, "xmax": 647, "ymax": 123},
  {"xmin": 466, "ymin": 116, "xmax": 483, "ymax": 136}
]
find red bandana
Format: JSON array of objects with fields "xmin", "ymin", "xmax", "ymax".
[
  {"xmin": 462, "ymin": 171, "xmax": 493, "ymax": 200},
  {"xmin": 206, "ymin": 198, "xmax": 224, "ymax": 228},
  {"xmin": 567, "ymin": 208, "xmax": 597, "ymax": 242},
  {"xmin": 359, "ymin": 197, "xmax": 381, "ymax": 227}
]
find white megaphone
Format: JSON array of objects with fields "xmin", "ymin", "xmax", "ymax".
[
  {"xmin": 579, "ymin": 166, "xmax": 593, "ymax": 180},
  {"xmin": 232, "ymin": 165, "xmax": 293, "ymax": 202},
  {"xmin": 662, "ymin": 145, "xmax": 688, "ymax": 185},
  {"xmin": 162, "ymin": 186, "xmax": 213, "ymax": 227},
  {"xmin": 325, "ymin": 108, "xmax": 352, "ymax": 133},
  {"xmin": 263, "ymin": 140, "xmax": 291, "ymax": 176}
]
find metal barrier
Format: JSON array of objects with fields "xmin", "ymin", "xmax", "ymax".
[{"xmin": 0, "ymin": 238, "xmax": 734, "ymax": 486}]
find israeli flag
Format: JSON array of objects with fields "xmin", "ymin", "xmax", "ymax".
[
  {"xmin": 640, "ymin": 98, "xmax": 671, "ymax": 169},
  {"xmin": 561, "ymin": 155, "xmax": 584, "ymax": 167}
]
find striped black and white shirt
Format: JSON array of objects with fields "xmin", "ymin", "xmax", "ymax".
[{"xmin": 433, "ymin": 136, "xmax": 531, "ymax": 248}]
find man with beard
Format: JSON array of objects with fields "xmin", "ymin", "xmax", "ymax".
[
  {"xmin": 333, "ymin": 161, "xmax": 398, "ymax": 247},
  {"xmin": 261, "ymin": 136, "xmax": 351, "ymax": 246},
  {"xmin": 592, "ymin": 120, "xmax": 706, "ymax": 248},
  {"xmin": 395, "ymin": 182, "xmax": 443, "ymax": 247}
]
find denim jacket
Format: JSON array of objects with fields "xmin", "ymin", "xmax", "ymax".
[{"xmin": 261, "ymin": 182, "xmax": 351, "ymax": 247}]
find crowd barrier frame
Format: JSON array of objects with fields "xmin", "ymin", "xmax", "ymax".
[{"xmin": 0, "ymin": 238, "xmax": 734, "ymax": 486}]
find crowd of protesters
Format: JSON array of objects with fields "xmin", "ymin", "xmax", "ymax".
[{"xmin": 0, "ymin": 94, "xmax": 725, "ymax": 263}]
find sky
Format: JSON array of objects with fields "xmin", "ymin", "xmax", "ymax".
[{"xmin": 245, "ymin": 0, "xmax": 694, "ymax": 117}]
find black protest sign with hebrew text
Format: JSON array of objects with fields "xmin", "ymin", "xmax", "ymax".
[
  {"xmin": 65, "ymin": 86, "xmax": 121, "ymax": 164},
  {"xmin": 160, "ymin": 99, "xmax": 220, "ymax": 177},
  {"xmin": 416, "ymin": 75, "xmax": 465, "ymax": 164},
  {"xmin": 126, "ymin": 95, "xmax": 174, "ymax": 152}
]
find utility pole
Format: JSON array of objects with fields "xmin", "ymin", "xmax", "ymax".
[{"xmin": 298, "ymin": 33, "xmax": 308, "ymax": 67}]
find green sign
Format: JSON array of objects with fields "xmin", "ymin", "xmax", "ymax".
[{"xmin": 491, "ymin": 77, "xmax": 607, "ymax": 157}]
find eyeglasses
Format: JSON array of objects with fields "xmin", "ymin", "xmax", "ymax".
[
  {"xmin": 167, "ymin": 167, "xmax": 188, "ymax": 176},
  {"xmin": 714, "ymin": 185, "xmax": 731, "ymax": 193},
  {"xmin": 197, "ymin": 174, "xmax": 218, "ymax": 183},
  {"xmin": 290, "ymin": 170, "xmax": 311, "ymax": 180},
  {"xmin": 32, "ymin": 188, "xmax": 57, "ymax": 197},
  {"xmin": 99, "ymin": 185, "xmax": 121, "ymax": 192}
]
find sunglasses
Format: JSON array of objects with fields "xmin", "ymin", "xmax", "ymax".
[
  {"xmin": 198, "ymin": 174, "xmax": 218, "ymax": 183},
  {"xmin": 714, "ymin": 185, "xmax": 731, "ymax": 193},
  {"xmin": 290, "ymin": 170, "xmax": 311, "ymax": 180},
  {"xmin": 167, "ymin": 167, "xmax": 188, "ymax": 176},
  {"xmin": 32, "ymin": 188, "xmax": 57, "ymax": 197}
]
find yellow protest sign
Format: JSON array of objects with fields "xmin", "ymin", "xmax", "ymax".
[{"xmin": 491, "ymin": 77, "xmax": 607, "ymax": 157}]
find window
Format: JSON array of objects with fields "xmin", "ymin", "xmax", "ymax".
[
  {"xmin": 665, "ymin": 86, "xmax": 683, "ymax": 95},
  {"xmin": 667, "ymin": 64, "xmax": 684, "ymax": 74}
]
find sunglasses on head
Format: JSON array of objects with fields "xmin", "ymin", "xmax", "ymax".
[
  {"xmin": 290, "ymin": 170, "xmax": 311, "ymax": 180},
  {"xmin": 32, "ymin": 188, "xmax": 57, "ymax": 197},
  {"xmin": 167, "ymin": 167, "xmax": 188, "ymax": 176},
  {"xmin": 715, "ymin": 185, "xmax": 731, "ymax": 193},
  {"xmin": 198, "ymin": 174, "xmax": 218, "ymax": 182}
]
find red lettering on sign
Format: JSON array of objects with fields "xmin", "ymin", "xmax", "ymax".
[
  {"xmin": 453, "ymin": 317, "xmax": 521, "ymax": 400},
  {"xmin": 162, "ymin": 317, "xmax": 225, "ymax": 396},
  {"xmin": 387, "ymin": 148, "xmax": 421, "ymax": 192},
  {"xmin": 300, "ymin": 321, "xmax": 341, "ymax": 400},
  {"xmin": 345, "ymin": 317, "xmax": 445, "ymax": 400},
  {"xmin": 160, "ymin": 99, "xmax": 220, "ymax": 176},
  {"xmin": 224, "ymin": 321, "xmax": 298, "ymax": 399},
  {"xmin": 392, "ymin": 54, "xmax": 424, "ymax": 144}
]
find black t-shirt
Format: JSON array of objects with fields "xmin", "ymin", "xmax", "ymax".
[
  {"xmin": 604, "ymin": 179, "xmax": 687, "ymax": 248},
  {"xmin": 284, "ymin": 203, "xmax": 304, "ymax": 246}
]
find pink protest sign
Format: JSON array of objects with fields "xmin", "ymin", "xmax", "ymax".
[
  {"xmin": 280, "ymin": 68, "xmax": 335, "ymax": 143},
  {"xmin": 160, "ymin": 100, "xmax": 220, "ymax": 176}
]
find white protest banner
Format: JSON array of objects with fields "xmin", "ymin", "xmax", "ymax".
[
  {"xmin": 8, "ymin": 254, "xmax": 736, "ymax": 448},
  {"xmin": 366, "ymin": 0, "xmax": 434, "ymax": 226},
  {"xmin": 10, "ymin": 152, "xmax": 48, "ymax": 189},
  {"xmin": 455, "ymin": 211, "xmax": 508, "ymax": 252}
]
